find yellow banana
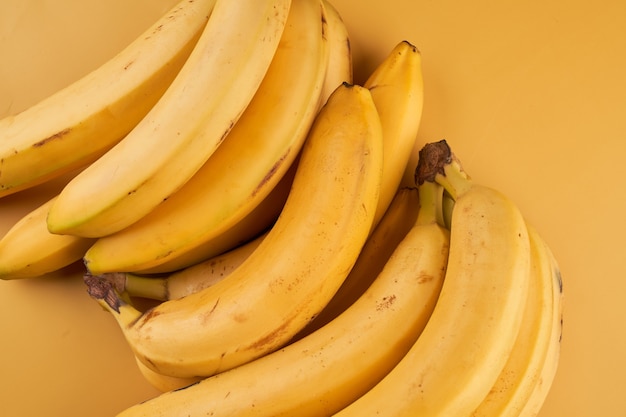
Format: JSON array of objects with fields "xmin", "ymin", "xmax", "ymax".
[
  {"xmin": 296, "ymin": 185, "xmax": 420, "ymax": 338},
  {"xmin": 0, "ymin": 197, "xmax": 94, "ymax": 279},
  {"xmin": 319, "ymin": 0, "xmax": 353, "ymax": 104},
  {"xmin": 107, "ymin": 160, "xmax": 297, "ymax": 295},
  {"xmin": 518, "ymin": 233, "xmax": 564, "ymax": 417},
  {"xmin": 0, "ymin": 0, "xmax": 216, "ymax": 198},
  {"xmin": 333, "ymin": 139, "xmax": 530, "ymax": 416},
  {"xmin": 47, "ymin": 0, "xmax": 291, "ymax": 237},
  {"xmin": 85, "ymin": 82, "xmax": 383, "ymax": 378},
  {"xmin": 470, "ymin": 224, "xmax": 562, "ymax": 416},
  {"xmin": 114, "ymin": 232, "xmax": 266, "ymax": 301},
  {"xmin": 134, "ymin": 357, "xmax": 201, "ymax": 393},
  {"xmin": 365, "ymin": 40, "xmax": 424, "ymax": 225},
  {"xmin": 115, "ymin": 180, "xmax": 448, "ymax": 417},
  {"xmin": 101, "ymin": 150, "xmax": 297, "ymax": 280},
  {"xmin": 82, "ymin": 0, "xmax": 327, "ymax": 272}
]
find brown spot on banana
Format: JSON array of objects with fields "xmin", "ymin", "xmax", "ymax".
[
  {"xmin": 376, "ymin": 295, "xmax": 397, "ymax": 311},
  {"xmin": 252, "ymin": 150, "xmax": 289, "ymax": 197},
  {"xmin": 417, "ymin": 273, "xmax": 434, "ymax": 284},
  {"xmin": 32, "ymin": 128, "xmax": 71, "ymax": 147}
]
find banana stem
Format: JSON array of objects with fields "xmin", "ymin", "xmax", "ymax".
[
  {"xmin": 415, "ymin": 180, "xmax": 445, "ymax": 227},
  {"xmin": 414, "ymin": 139, "xmax": 472, "ymax": 201},
  {"xmin": 84, "ymin": 273, "xmax": 124, "ymax": 313},
  {"xmin": 84, "ymin": 273, "xmax": 143, "ymax": 324},
  {"xmin": 124, "ymin": 274, "xmax": 168, "ymax": 301}
]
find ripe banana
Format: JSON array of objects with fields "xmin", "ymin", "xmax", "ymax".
[
  {"xmin": 136, "ymin": 161, "xmax": 292, "ymax": 274},
  {"xmin": 319, "ymin": 0, "xmax": 353, "ymax": 104},
  {"xmin": 107, "ymin": 160, "xmax": 296, "ymax": 296},
  {"xmin": 85, "ymin": 82, "xmax": 383, "ymax": 378},
  {"xmin": 518, "ymin": 233, "xmax": 564, "ymax": 417},
  {"xmin": 134, "ymin": 356, "xmax": 201, "ymax": 393},
  {"xmin": 333, "ymin": 139, "xmax": 530, "ymax": 416},
  {"xmin": 295, "ymin": 185, "xmax": 420, "ymax": 339},
  {"xmin": 0, "ymin": 197, "xmax": 94, "ymax": 279},
  {"xmin": 47, "ymin": 0, "xmax": 291, "ymax": 237},
  {"xmin": 0, "ymin": 0, "xmax": 216, "ymax": 198},
  {"xmin": 113, "ymin": 232, "xmax": 266, "ymax": 301},
  {"xmin": 114, "ymin": 180, "xmax": 448, "ymax": 417},
  {"xmin": 141, "ymin": 156, "xmax": 296, "ymax": 274},
  {"xmin": 470, "ymin": 224, "xmax": 562, "ymax": 416},
  {"xmin": 82, "ymin": 0, "xmax": 328, "ymax": 272},
  {"xmin": 365, "ymin": 40, "xmax": 424, "ymax": 225}
]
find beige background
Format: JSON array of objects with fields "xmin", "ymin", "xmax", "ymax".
[{"xmin": 1, "ymin": 0, "xmax": 625, "ymax": 415}]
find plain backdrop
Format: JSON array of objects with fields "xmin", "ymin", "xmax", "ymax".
[{"xmin": 1, "ymin": 0, "xmax": 625, "ymax": 415}]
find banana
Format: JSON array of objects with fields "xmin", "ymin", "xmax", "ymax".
[
  {"xmin": 108, "ymin": 151, "xmax": 296, "ymax": 275},
  {"xmin": 333, "ymin": 139, "xmax": 530, "ymax": 416},
  {"xmin": 114, "ymin": 180, "xmax": 448, "ymax": 417},
  {"xmin": 518, "ymin": 234, "xmax": 564, "ymax": 417},
  {"xmin": 295, "ymin": 185, "xmax": 420, "ymax": 339},
  {"xmin": 319, "ymin": 0, "xmax": 353, "ymax": 104},
  {"xmin": 134, "ymin": 357, "xmax": 201, "ymax": 393},
  {"xmin": 0, "ymin": 0, "xmax": 216, "ymax": 198},
  {"xmin": 110, "ymin": 232, "xmax": 266, "ymax": 301},
  {"xmin": 365, "ymin": 40, "xmax": 424, "ymax": 225},
  {"xmin": 105, "ymin": 160, "xmax": 297, "ymax": 296},
  {"xmin": 470, "ymin": 224, "xmax": 562, "ymax": 416},
  {"xmin": 47, "ymin": 0, "xmax": 291, "ymax": 237},
  {"xmin": 85, "ymin": 82, "xmax": 383, "ymax": 378},
  {"xmin": 0, "ymin": 196, "xmax": 94, "ymax": 279},
  {"xmin": 82, "ymin": 0, "xmax": 327, "ymax": 272}
]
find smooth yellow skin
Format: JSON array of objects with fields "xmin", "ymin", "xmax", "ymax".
[
  {"xmin": 471, "ymin": 224, "xmax": 560, "ymax": 416},
  {"xmin": 0, "ymin": 0, "xmax": 216, "ymax": 198},
  {"xmin": 298, "ymin": 185, "xmax": 421, "ymax": 337},
  {"xmin": 319, "ymin": 0, "xmax": 353, "ymax": 104},
  {"xmin": 124, "ymin": 232, "xmax": 266, "ymax": 301},
  {"xmin": 47, "ymin": 0, "xmax": 291, "ymax": 237},
  {"xmin": 133, "ymin": 357, "xmax": 201, "ymax": 393},
  {"xmin": 83, "ymin": 0, "xmax": 328, "ymax": 272},
  {"xmin": 517, "ymin": 231, "xmax": 564, "ymax": 417},
  {"xmin": 365, "ymin": 40, "xmax": 424, "ymax": 226},
  {"xmin": 0, "ymin": 197, "xmax": 94, "ymax": 279},
  {"xmin": 334, "ymin": 160, "xmax": 531, "ymax": 416}
]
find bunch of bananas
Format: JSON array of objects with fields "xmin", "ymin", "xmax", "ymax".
[{"xmin": 0, "ymin": 0, "xmax": 563, "ymax": 415}]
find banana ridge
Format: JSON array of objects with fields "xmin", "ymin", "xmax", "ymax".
[
  {"xmin": 319, "ymin": 0, "xmax": 353, "ymax": 105},
  {"xmin": 517, "ymin": 231, "xmax": 564, "ymax": 416},
  {"xmin": 470, "ymin": 223, "xmax": 560, "ymax": 416},
  {"xmin": 295, "ymin": 185, "xmax": 420, "ymax": 338},
  {"xmin": 364, "ymin": 40, "xmax": 424, "ymax": 226}
]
